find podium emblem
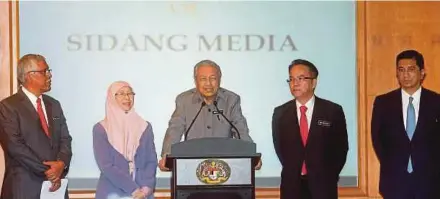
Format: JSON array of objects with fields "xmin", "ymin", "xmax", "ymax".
[{"xmin": 196, "ymin": 159, "xmax": 231, "ymax": 184}]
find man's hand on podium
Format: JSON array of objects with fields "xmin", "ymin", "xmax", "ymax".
[
  {"xmin": 158, "ymin": 156, "xmax": 170, "ymax": 171},
  {"xmin": 255, "ymin": 159, "xmax": 262, "ymax": 170}
]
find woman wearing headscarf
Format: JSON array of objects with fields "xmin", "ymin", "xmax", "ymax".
[{"xmin": 93, "ymin": 81, "xmax": 157, "ymax": 199}]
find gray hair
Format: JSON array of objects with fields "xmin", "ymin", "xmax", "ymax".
[
  {"xmin": 193, "ymin": 59, "xmax": 222, "ymax": 79},
  {"xmin": 17, "ymin": 54, "xmax": 46, "ymax": 85}
]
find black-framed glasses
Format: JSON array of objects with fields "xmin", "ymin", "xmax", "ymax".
[
  {"xmin": 286, "ymin": 76, "xmax": 315, "ymax": 83},
  {"xmin": 28, "ymin": 68, "xmax": 52, "ymax": 75},
  {"xmin": 115, "ymin": 92, "xmax": 136, "ymax": 98}
]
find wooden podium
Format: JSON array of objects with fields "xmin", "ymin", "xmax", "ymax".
[{"xmin": 165, "ymin": 137, "xmax": 261, "ymax": 199}]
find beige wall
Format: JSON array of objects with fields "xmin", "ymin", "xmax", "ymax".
[{"xmin": 1, "ymin": 1, "xmax": 440, "ymax": 198}]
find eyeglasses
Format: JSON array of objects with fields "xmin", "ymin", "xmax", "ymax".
[
  {"xmin": 286, "ymin": 76, "xmax": 315, "ymax": 83},
  {"xmin": 115, "ymin": 92, "xmax": 136, "ymax": 98},
  {"xmin": 197, "ymin": 76, "xmax": 218, "ymax": 84},
  {"xmin": 28, "ymin": 68, "xmax": 52, "ymax": 75}
]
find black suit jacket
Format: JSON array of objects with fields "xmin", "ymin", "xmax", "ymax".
[
  {"xmin": 0, "ymin": 89, "xmax": 72, "ymax": 199},
  {"xmin": 371, "ymin": 88, "xmax": 440, "ymax": 199},
  {"xmin": 272, "ymin": 96, "xmax": 348, "ymax": 199}
]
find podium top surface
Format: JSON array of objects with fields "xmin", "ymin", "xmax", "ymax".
[{"xmin": 168, "ymin": 137, "xmax": 259, "ymax": 158}]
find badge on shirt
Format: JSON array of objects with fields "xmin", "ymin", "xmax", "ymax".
[{"xmin": 317, "ymin": 120, "xmax": 331, "ymax": 127}]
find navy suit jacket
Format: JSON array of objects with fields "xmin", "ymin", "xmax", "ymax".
[
  {"xmin": 0, "ymin": 89, "xmax": 72, "ymax": 199},
  {"xmin": 371, "ymin": 88, "xmax": 440, "ymax": 199}
]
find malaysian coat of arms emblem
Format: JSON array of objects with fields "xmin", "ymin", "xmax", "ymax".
[{"xmin": 196, "ymin": 159, "xmax": 231, "ymax": 184}]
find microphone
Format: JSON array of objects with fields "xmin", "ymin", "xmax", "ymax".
[
  {"xmin": 213, "ymin": 101, "xmax": 241, "ymax": 139},
  {"xmin": 184, "ymin": 101, "xmax": 206, "ymax": 141}
]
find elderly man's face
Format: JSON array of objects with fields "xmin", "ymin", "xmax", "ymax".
[
  {"xmin": 26, "ymin": 60, "xmax": 52, "ymax": 93},
  {"xmin": 195, "ymin": 65, "xmax": 220, "ymax": 99}
]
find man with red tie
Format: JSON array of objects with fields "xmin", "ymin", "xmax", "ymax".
[
  {"xmin": 272, "ymin": 59, "xmax": 348, "ymax": 199},
  {"xmin": 0, "ymin": 54, "xmax": 72, "ymax": 199}
]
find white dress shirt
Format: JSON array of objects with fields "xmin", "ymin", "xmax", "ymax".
[
  {"xmin": 22, "ymin": 86, "xmax": 49, "ymax": 125},
  {"xmin": 296, "ymin": 95, "xmax": 315, "ymax": 130},
  {"xmin": 402, "ymin": 87, "xmax": 421, "ymax": 129}
]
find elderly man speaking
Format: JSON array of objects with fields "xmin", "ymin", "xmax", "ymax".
[{"xmin": 158, "ymin": 59, "xmax": 261, "ymax": 171}]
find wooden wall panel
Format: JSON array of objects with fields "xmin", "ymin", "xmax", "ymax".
[
  {"xmin": 364, "ymin": 1, "xmax": 440, "ymax": 198},
  {"xmin": 0, "ymin": 1, "xmax": 19, "ymax": 194},
  {"xmin": 0, "ymin": 2, "xmax": 12, "ymax": 100},
  {"xmin": 0, "ymin": 1, "xmax": 18, "ymax": 99},
  {"xmin": 356, "ymin": 2, "xmax": 368, "ymax": 197},
  {"xmin": 365, "ymin": 1, "xmax": 440, "ymax": 96}
]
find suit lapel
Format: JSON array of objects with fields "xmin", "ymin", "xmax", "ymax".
[
  {"xmin": 43, "ymin": 95, "xmax": 55, "ymax": 142},
  {"xmin": 17, "ymin": 89, "xmax": 39, "ymax": 122},
  {"xmin": 412, "ymin": 88, "xmax": 427, "ymax": 140},
  {"xmin": 17, "ymin": 89, "xmax": 52, "ymax": 143},
  {"xmin": 307, "ymin": 98, "xmax": 319, "ymax": 147},
  {"xmin": 288, "ymin": 97, "xmax": 319, "ymax": 148},
  {"xmin": 282, "ymin": 100, "xmax": 304, "ymax": 148},
  {"xmin": 306, "ymin": 96, "xmax": 321, "ymax": 146},
  {"xmin": 394, "ymin": 90, "xmax": 407, "ymax": 139}
]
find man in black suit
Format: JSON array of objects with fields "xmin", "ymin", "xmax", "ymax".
[
  {"xmin": 272, "ymin": 59, "xmax": 348, "ymax": 199},
  {"xmin": 0, "ymin": 54, "xmax": 72, "ymax": 199},
  {"xmin": 371, "ymin": 49, "xmax": 440, "ymax": 199}
]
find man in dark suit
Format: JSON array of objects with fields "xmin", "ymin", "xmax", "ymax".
[
  {"xmin": 371, "ymin": 49, "xmax": 440, "ymax": 199},
  {"xmin": 0, "ymin": 54, "xmax": 72, "ymax": 199},
  {"xmin": 272, "ymin": 59, "xmax": 348, "ymax": 199}
]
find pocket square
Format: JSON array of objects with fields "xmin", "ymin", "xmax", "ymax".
[{"xmin": 317, "ymin": 120, "xmax": 331, "ymax": 127}]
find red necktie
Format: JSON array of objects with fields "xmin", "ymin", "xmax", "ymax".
[
  {"xmin": 36, "ymin": 98, "xmax": 50, "ymax": 136},
  {"xmin": 299, "ymin": 105, "xmax": 308, "ymax": 175}
]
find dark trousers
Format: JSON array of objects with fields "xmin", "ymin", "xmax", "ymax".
[
  {"xmin": 382, "ymin": 172, "xmax": 429, "ymax": 199},
  {"xmin": 300, "ymin": 175, "xmax": 312, "ymax": 199}
]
